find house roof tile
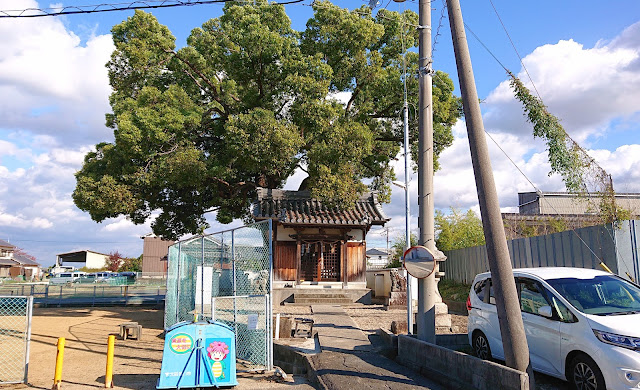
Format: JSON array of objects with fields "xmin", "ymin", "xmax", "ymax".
[
  {"xmin": 0, "ymin": 239, "xmax": 16, "ymax": 249},
  {"xmin": 12, "ymin": 254, "xmax": 40, "ymax": 266}
]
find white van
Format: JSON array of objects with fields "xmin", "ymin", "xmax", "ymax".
[
  {"xmin": 467, "ymin": 267, "xmax": 640, "ymax": 390},
  {"xmin": 49, "ymin": 271, "xmax": 86, "ymax": 285}
]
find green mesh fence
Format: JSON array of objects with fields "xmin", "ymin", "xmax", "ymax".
[
  {"xmin": 164, "ymin": 220, "xmax": 273, "ymax": 371},
  {"xmin": 0, "ymin": 296, "xmax": 33, "ymax": 384}
]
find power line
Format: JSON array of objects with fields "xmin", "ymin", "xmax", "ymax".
[
  {"xmin": 0, "ymin": 0, "xmax": 305, "ymax": 18},
  {"xmin": 487, "ymin": 0, "xmax": 542, "ymax": 100},
  {"xmin": 8, "ymin": 239, "xmax": 140, "ymax": 244}
]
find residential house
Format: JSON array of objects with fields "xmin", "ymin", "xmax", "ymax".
[
  {"xmin": 0, "ymin": 239, "xmax": 41, "ymax": 279},
  {"xmin": 366, "ymin": 248, "xmax": 391, "ymax": 269}
]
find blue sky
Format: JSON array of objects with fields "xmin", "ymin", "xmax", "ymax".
[{"xmin": 1, "ymin": 0, "xmax": 640, "ymax": 264}]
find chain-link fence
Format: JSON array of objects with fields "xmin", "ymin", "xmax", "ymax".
[
  {"xmin": 0, "ymin": 296, "xmax": 33, "ymax": 384},
  {"xmin": 212, "ymin": 295, "xmax": 270, "ymax": 370},
  {"xmin": 165, "ymin": 220, "xmax": 273, "ymax": 371},
  {"xmin": 0, "ymin": 284, "xmax": 164, "ymax": 307}
]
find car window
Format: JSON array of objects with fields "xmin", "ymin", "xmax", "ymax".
[
  {"xmin": 547, "ymin": 275, "xmax": 640, "ymax": 315},
  {"xmin": 518, "ymin": 278, "xmax": 550, "ymax": 315},
  {"xmin": 549, "ymin": 294, "xmax": 577, "ymax": 322},
  {"xmin": 474, "ymin": 279, "xmax": 486, "ymax": 302},
  {"xmin": 487, "ymin": 279, "xmax": 496, "ymax": 304}
]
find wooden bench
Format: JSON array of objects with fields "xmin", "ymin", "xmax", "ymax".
[{"xmin": 119, "ymin": 322, "xmax": 142, "ymax": 340}]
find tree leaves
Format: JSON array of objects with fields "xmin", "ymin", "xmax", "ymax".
[
  {"xmin": 435, "ymin": 208, "xmax": 485, "ymax": 251},
  {"xmin": 74, "ymin": 2, "xmax": 461, "ymax": 239}
]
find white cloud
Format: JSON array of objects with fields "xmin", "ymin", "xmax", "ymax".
[
  {"xmin": 0, "ymin": 0, "xmax": 114, "ymax": 147},
  {"xmin": 375, "ymin": 21, "xmax": 640, "ymax": 242},
  {"xmin": 484, "ymin": 25, "xmax": 640, "ymax": 145}
]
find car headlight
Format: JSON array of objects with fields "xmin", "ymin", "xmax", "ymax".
[{"xmin": 593, "ymin": 330, "xmax": 640, "ymax": 350}]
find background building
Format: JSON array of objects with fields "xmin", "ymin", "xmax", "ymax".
[
  {"xmin": 141, "ymin": 235, "xmax": 174, "ymax": 274},
  {"xmin": 56, "ymin": 250, "xmax": 109, "ymax": 270},
  {"xmin": 366, "ymin": 248, "xmax": 390, "ymax": 269},
  {"xmin": 518, "ymin": 191, "xmax": 640, "ymax": 215},
  {"xmin": 502, "ymin": 192, "xmax": 640, "ymax": 240}
]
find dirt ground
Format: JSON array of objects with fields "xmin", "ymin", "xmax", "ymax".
[
  {"xmin": 273, "ymin": 304, "xmax": 469, "ymax": 335},
  {"xmin": 3, "ymin": 304, "xmax": 565, "ymax": 390},
  {"xmin": 12, "ymin": 306, "xmax": 165, "ymax": 390},
  {"xmin": 9, "ymin": 306, "xmax": 311, "ymax": 390},
  {"xmin": 11, "ymin": 304, "xmax": 464, "ymax": 390}
]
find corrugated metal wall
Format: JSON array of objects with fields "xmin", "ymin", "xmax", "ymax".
[
  {"xmin": 441, "ymin": 223, "xmax": 623, "ymax": 284},
  {"xmin": 142, "ymin": 237, "xmax": 174, "ymax": 273}
]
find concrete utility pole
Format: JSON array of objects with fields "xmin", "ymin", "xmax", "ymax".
[
  {"xmin": 446, "ymin": 0, "xmax": 535, "ymax": 387},
  {"xmin": 417, "ymin": 0, "xmax": 437, "ymax": 343}
]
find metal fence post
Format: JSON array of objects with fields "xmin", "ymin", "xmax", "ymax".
[
  {"xmin": 201, "ymin": 237, "xmax": 205, "ymax": 317},
  {"xmin": 268, "ymin": 219, "xmax": 273, "ymax": 370},
  {"xmin": 176, "ymin": 242, "xmax": 182, "ymax": 324},
  {"xmin": 58, "ymin": 286, "xmax": 62, "ymax": 307},
  {"xmin": 92, "ymin": 286, "xmax": 96, "ymax": 307},
  {"xmin": 23, "ymin": 296, "xmax": 33, "ymax": 384},
  {"xmin": 232, "ymin": 230, "xmax": 237, "ymax": 337}
]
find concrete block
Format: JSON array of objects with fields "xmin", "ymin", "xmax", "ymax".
[
  {"xmin": 435, "ymin": 302, "xmax": 449, "ymax": 315},
  {"xmin": 388, "ymin": 291, "xmax": 407, "ymax": 306},
  {"xmin": 435, "ymin": 314, "xmax": 452, "ymax": 327}
]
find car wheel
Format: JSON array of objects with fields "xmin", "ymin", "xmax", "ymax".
[
  {"xmin": 472, "ymin": 331, "xmax": 491, "ymax": 360},
  {"xmin": 569, "ymin": 354, "xmax": 605, "ymax": 390}
]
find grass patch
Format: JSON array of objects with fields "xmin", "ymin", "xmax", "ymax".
[{"xmin": 439, "ymin": 278, "xmax": 471, "ymax": 302}]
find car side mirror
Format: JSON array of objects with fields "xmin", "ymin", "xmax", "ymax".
[{"xmin": 538, "ymin": 305, "xmax": 553, "ymax": 318}]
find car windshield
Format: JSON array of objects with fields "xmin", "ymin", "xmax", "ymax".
[{"xmin": 547, "ymin": 275, "xmax": 640, "ymax": 315}]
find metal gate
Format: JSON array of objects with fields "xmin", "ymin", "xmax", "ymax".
[{"xmin": 0, "ymin": 296, "xmax": 33, "ymax": 384}]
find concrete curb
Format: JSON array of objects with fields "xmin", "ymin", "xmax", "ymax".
[
  {"xmin": 396, "ymin": 335, "xmax": 529, "ymax": 390},
  {"xmin": 304, "ymin": 354, "xmax": 329, "ymax": 390}
]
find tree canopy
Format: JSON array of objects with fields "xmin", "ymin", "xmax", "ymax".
[
  {"xmin": 73, "ymin": 1, "xmax": 461, "ymax": 239},
  {"xmin": 435, "ymin": 208, "xmax": 485, "ymax": 251}
]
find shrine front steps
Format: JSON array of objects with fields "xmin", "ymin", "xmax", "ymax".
[{"xmin": 277, "ymin": 288, "xmax": 372, "ymax": 306}]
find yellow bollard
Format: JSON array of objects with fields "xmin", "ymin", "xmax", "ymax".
[
  {"xmin": 52, "ymin": 337, "xmax": 65, "ymax": 390},
  {"xmin": 105, "ymin": 335, "xmax": 115, "ymax": 388}
]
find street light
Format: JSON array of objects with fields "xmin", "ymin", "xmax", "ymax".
[{"xmin": 392, "ymin": 99, "xmax": 413, "ymax": 334}]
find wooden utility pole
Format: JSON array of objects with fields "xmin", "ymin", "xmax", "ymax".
[
  {"xmin": 417, "ymin": 0, "xmax": 437, "ymax": 343},
  {"xmin": 446, "ymin": 0, "xmax": 535, "ymax": 387}
]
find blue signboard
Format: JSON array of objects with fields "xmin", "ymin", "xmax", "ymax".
[{"xmin": 157, "ymin": 321, "xmax": 238, "ymax": 389}]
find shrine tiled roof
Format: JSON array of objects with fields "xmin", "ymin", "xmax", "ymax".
[{"xmin": 254, "ymin": 188, "xmax": 389, "ymax": 227}]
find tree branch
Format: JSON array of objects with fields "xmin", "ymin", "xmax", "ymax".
[{"xmin": 345, "ymin": 84, "xmax": 361, "ymax": 116}]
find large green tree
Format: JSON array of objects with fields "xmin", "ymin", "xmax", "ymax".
[{"xmin": 73, "ymin": 1, "xmax": 461, "ymax": 239}]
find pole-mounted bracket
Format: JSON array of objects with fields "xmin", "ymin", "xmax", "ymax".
[
  {"xmin": 417, "ymin": 25, "xmax": 432, "ymax": 31},
  {"xmin": 418, "ymin": 65, "xmax": 435, "ymax": 77}
]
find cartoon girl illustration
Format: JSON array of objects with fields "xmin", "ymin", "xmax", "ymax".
[{"xmin": 207, "ymin": 341, "xmax": 229, "ymax": 379}]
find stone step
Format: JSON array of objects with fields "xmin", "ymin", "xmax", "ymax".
[
  {"xmin": 294, "ymin": 298, "xmax": 353, "ymax": 304},
  {"xmin": 293, "ymin": 293, "xmax": 349, "ymax": 299}
]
